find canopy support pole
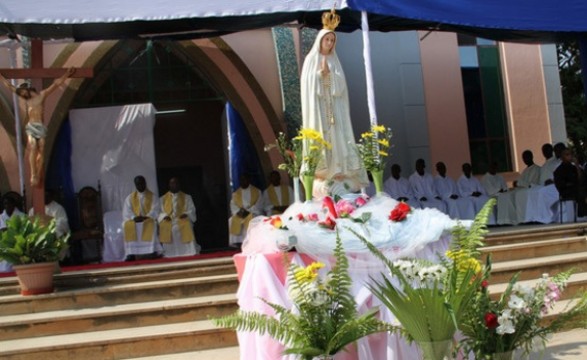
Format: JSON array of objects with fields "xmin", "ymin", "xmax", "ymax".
[{"xmin": 361, "ymin": 11, "xmax": 378, "ymax": 128}]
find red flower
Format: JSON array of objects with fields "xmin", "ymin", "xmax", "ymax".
[
  {"xmin": 389, "ymin": 202, "xmax": 411, "ymax": 222},
  {"xmin": 484, "ymin": 312, "xmax": 498, "ymax": 329},
  {"xmin": 318, "ymin": 216, "xmax": 337, "ymax": 230},
  {"xmin": 481, "ymin": 280, "xmax": 489, "ymax": 288},
  {"xmin": 297, "ymin": 213, "xmax": 305, "ymax": 221}
]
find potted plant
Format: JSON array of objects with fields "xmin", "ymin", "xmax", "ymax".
[
  {"xmin": 0, "ymin": 215, "xmax": 68, "ymax": 295},
  {"xmin": 213, "ymin": 234, "xmax": 395, "ymax": 359}
]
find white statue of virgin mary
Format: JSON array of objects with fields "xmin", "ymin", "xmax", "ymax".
[{"xmin": 300, "ymin": 11, "xmax": 368, "ymax": 196}]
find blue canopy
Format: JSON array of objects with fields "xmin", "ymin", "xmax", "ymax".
[
  {"xmin": 346, "ymin": 0, "xmax": 587, "ymax": 42},
  {"xmin": 1, "ymin": 0, "xmax": 587, "ymax": 42}
]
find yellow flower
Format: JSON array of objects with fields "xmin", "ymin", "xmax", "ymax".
[
  {"xmin": 373, "ymin": 125, "xmax": 386, "ymax": 133},
  {"xmin": 309, "ymin": 145, "xmax": 320, "ymax": 151},
  {"xmin": 361, "ymin": 132, "xmax": 374, "ymax": 139},
  {"xmin": 378, "ymin": 150, "xmax": 388, "ymax": 157},
  {"xmin": 321, "ymin": 139, "xmax": 333, "ymax": 150},
  {"xmin": 377, "ymin": 139, "xmax": 389, "ymax": 147},
  {"xmin": 294, "ymin": 262, "xmax": 324, "ymax": 284},
  {"xmin": 447, "ymin": 250, "xmax": 481, "ymax": 274},
  {"xmin": 299, "ymin": 128, "xmax": 322, "ymax": 140}
]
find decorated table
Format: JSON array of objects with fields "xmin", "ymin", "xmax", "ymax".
[{"xmin": 233, "ymin": 194, "xmax": 462, "ymax": 360}]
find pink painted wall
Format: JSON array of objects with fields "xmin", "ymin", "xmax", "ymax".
[
  {"xmin": 419, "ymin": 32, "xmax": 471, "ymax": 179},
  {"xmin": 500, "ymin": 43, "xmax": 551, "ymax": 172}
]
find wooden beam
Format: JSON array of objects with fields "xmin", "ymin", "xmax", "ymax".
[{"xmin": 0, "ymin": 68, "xmax": 94, "ymax": 79}]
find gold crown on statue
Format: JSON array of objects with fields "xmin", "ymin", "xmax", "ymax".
[{"xmin": 322, "ymin": 8, "xmax": 340, "ymax": 31}]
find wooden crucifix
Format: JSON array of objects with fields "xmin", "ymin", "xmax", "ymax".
[{"xmin": 0, "ymin": 39, "xmax": 93, "ymax": 216}]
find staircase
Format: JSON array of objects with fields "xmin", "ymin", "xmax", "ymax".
[
  {"xmin": 0, "ymin": 223, "xmax": 586, "ymax": 359},
  {"xmin": 0, "ymin": 257, "xmax": 240, "ymax": 359}
]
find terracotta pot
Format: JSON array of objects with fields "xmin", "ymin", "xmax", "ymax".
[{"xmin": 13, "ymin": 262, "xmax": 56, "ymax": 295}]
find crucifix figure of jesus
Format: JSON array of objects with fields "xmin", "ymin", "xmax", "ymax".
[{"xmin": 0, "ymin": 67, "xmax": 75, "ymax": 187}]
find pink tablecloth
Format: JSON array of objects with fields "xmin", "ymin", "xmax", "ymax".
[{"xmin": 232, "ymin": 235, "xmax": 451, "ymax": 360}]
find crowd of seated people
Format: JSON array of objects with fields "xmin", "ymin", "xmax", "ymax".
[
  {"xmin": 371, "ymin": 143, "xmax": 587, "ymax": 225},
  {"xmin": 228, "ymin": 171, "xmax": 295, "ymax": 248}
]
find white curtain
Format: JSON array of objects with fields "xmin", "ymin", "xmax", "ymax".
[{"xmin": 69, "ymin": 103, "xmax": 159, "ymax": 212}]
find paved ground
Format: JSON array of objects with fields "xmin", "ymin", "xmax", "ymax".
[{"xmin": 132, "ymin": 328, "xmax": 587, "ymax": 359}]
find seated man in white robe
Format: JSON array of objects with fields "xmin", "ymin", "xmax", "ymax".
[
  {"xmin": 521, "ymin": 143, "xmax": 567, "ymax": 224},
  {"xmin": 229, "ymin": 174, "xmax": 262, "ymax": 247},
  {"xmin": 158, "ymin": 177, "xmax": 199, "ymax": 258},
  {"xmin": 1, "ymin": 196, "xmax": 25, "ymax": 272},
  {"xmin": 434, "ymin": 162, "xmax": 475, "ymax": 220},
  {"xmin": 457, "ymin": 163, "xmax": 494, "ymax": 223},
  {"xmin": 496, "ymin": 150, "xmax": 541, "ymax": 224},
  {"xmin": 481, "ymin": 162, "xmax": 508, "ymax": 196},
  {"xmin": 28, "ymin": 189, "xmax": 70, "ymax": 238},
  {"xmin": 122, "ymin": 175, "xmax": 161, "ymax": 261},
  {"xmin": 408, "ymin": 159, "xmax": 446, "ymax": 213},
  {"xmin": 384, "ymin": 164, "xmax": 420, "ymax": 208},
  {"xmin": 262, "ymin": 170, "xmax": 293, "ymax": 215}
]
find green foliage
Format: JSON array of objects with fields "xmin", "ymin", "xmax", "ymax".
[
  {"xmin": 450, "ymin": 198, "xmax": 495, "ymax": 259},
  {"xmin": 356, "ymin": 125, "xmax": 393, "ymax": 172},
  {"xmin": 353, "ymin": 198, "xmax": 496, "ymax": 345},
  {"xmin": 269, "ymin": 131, "xmax": 303, "ymax": 178},
  {"xmin": 213, "ymin": 233, "xmax": 396, "ymax": 359},
  {"xmin": 557, "ymin": 41, "xmax": 587, "ymax": 156},
  {"xmin": 0, "ymin": 215, "xmax": 68, "ymax": 265},
  {"xmin": 461, "ymin": 267, "xmax": 587, "ymax": 358}
]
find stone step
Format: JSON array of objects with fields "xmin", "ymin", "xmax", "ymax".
[
  {"xmin": 488, "ymin": 272, "xmax": 587, "ymax": 301},
  {"xmin": 127, "ymin": 346, "xmax": 240, "ymax": 359},
  {"xmin": 490, "ymin": 251, "xmax": 587, "ymax": 283},
  {"xmin": 0, "ymin": 320, "xmax": 238, "ymax": 360},
  {"xmin": 485, "ymin": 223, "xmax": 587, "ymax": 246},
  {"xmin": 480, "ymin": 236, "xmax": 587, "ymax": 262},
  {"xmin": 0, "ymin": 293, "xmax": 238, "ymax": 340},
  {"xmin": 0, "ymin": 273, "xmax": 239, "ymax": 315},
  {"xmin": 0, "ymin": 257, "xmax": 237, "ymax": 296}
]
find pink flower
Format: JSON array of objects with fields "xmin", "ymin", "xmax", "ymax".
[
  {"xmin": 335, "ymin": 199, "xmax": 355, "ymax": 217},
  {"xmin": 355, "ymin": 196, "xmax": 367, "ymax": 207},
  {"xmin": 307, "ymin": 213, "xmax": 319, "ymax": 222}
]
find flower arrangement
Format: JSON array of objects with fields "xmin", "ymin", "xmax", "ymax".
[
  {"xmin": 213, "ymin": 234, "xmax": 395, "ymax": 360},
  {"xmin": 354, "ymin": 199, "xmax": 496, "ymax": 359},
  {"xmin": 265, "ymin": 131, "xmax": 303, "ymax": 178},
  {"xmin": 460, "ymin": 268, "xmax": 587, "ymax": 358},
  {"xmin": 389, "ymin": 202, "xmax": 411, "ymax": 222},
  {"xmin": 297, "ymin": 128, "xmax": 332, "ymax": 177},
  {"xmin": 356, "ymin": 124, "xmax": 393, "ymax": 173}
]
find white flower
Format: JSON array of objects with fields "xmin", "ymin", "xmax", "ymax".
[
  {"xmin": 508, "ymin": 294, "xmax": 526, "ymax": 311},
  {"xmin": 307, "ymin": 288, "xmax": 329, "ymax": 306},
  {"xmin": 496, "ymin": 318, "xmax": 516, "ymax": 335},
  {"xmin": 500, "ymin": 309, "xmax": 513, "ymax": 320},
  {"xmin": 393, "ymin": 260, "xmax": 418, "ymax": 280},
  {"xmin": 513, "ymin": 283, "xmax": 535, "ymax": 300}
]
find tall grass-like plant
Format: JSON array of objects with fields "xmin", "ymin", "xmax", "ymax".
[
  {"xmin": 213, "ymin": 234, "xmax": 395, "ymax": 359},
  {"xmin": 353, "ymin": 199, "xmax": 496, "ymax": 358}
]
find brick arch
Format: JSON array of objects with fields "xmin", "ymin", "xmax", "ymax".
[{"xmin": 0, "ymin": 38, "xmax": 284, "ymax": 192}]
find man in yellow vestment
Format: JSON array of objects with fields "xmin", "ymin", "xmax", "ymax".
[
  {"xmin": 158, "ymin": 177, "xmax": 199, "ymax": 257},
  {"xmin": 229, "ymin": 174, "xmax": 262, "ymax": 247},
  {"xmin": 262, "ymin": 170, "xmax": 293, "ymax": 215},
  {"xmin": 122, "ymin": 175, "xmax": 161, "ymax": 260}
]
